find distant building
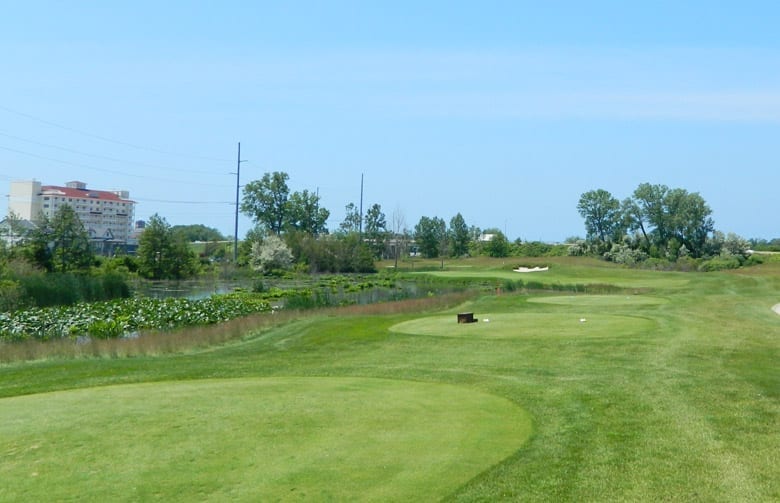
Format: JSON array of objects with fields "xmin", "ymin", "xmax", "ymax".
[{"xmin": 8, "ymin": 180, "xmax": 136, "ymax": 254}]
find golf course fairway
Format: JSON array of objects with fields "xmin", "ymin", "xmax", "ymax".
[
  {"xmin": 390, "ymin": 312, "xmax": 655, "ymax": 339},
  {"xmin": 0, "ymin": 377, "xmax": 531, "ymax": 501}
]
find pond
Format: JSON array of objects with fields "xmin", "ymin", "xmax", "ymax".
[{"xmin": 132, "ymin": 279, "xmax": 254, "ymax": 300}]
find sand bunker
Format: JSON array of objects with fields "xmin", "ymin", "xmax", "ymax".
[{"xmin": 513, "ymin": 266, "xmax": 549, "ymax": 273}]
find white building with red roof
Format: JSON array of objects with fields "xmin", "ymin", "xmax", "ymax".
[{"xmin": 9, "ymin": 180, "xmax": 136, "ymax": 251}]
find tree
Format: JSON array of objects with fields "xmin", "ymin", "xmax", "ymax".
[
  {"xmin": 249, "ymin": 234, "xmax": 293, "ymax": 274},
  {"xmin": 390, "ymin": 206, "xmax": 407, "ymax": 268},
  {"xmin": 339, "ymin": 203, "xmax": 362, "ymax": 234},
  {"xmin": 286, "ymin": 189, "xmax": 329, "ymax": 236},
  {"xmin": 414, "ymin": 216, "xmax": 446, "ymax": 258},
  {"xmin": 631, "ymin": 183, "xmax": 670, "ymax": 252},
  {"xmin": 171, "ymin": 224, "xmax": 225, "ymax": 242},
  {"xmin": 628, "ymin": 183, "xmax": 714, "ymax": 258},
  {"xmin": 664, "ymin": 188, "xmax": 714, "ymax": 258},
  {"xmin": 137, "ymin": 214, "xmax": 198, "ymax": 279},
  {"xmin": 449, "ymin": 213, "xmax": 470, "ymax": 257},
  {"xmin": 364, "ymin": 203, "xmax": 387, "ymax": 259},
  {"xmin": 238, "ymin": 224, "xmax": 265, "ymax": 266},
  {"xmin": 27, "ymin": 205, "xmax": 93, "ymax": 272},
  {"xmin": 241, "ymin": 172, "xmax": 290, "ymax": 235},
  {"xmin": 592, "ymin": 183, "xmax": 718, "ymax": 259},
  {"xmin": 621, "ymin": 196, "xmax": 649, "ymax": 246},
  {"xmin": 721, "ymin": 233, "xmax": 751, "ymax": 257},
  {"xmin": 577, "ymin": 189, "xmax": 622, "ymax": 244},
  {"xmin": 484, "ymin": 230, "xmax": 510, "ymax": 257},
  {"xmin": 0, "ymin": 211, "xmax": 29, "ymax": 250},
  {"xmin": 335, "ymin": 234, "xmax": 376, "ymax": 273}
]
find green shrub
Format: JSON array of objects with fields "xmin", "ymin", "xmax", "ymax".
[
  {"xmin": 603, "ymin": 244, "xmax": 648, "ymax": 265},
  {"xmin": 88, "ymin": 319, "xmax": 126, "ymax": 339},
  {"xmin": 698, "ymin": 256, "xmax": 742, "ymax": 272},
  {"xmin": 0, "ymin": 280, "xmax": 25, "ymax": 312}
]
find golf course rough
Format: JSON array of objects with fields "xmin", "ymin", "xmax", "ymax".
[{"xmin": 0, "ymin": 377, "xmax": 532, "ymax": 502}]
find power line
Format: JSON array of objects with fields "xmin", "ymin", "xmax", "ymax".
[
  {"xmin": 134, "ymin": 197, "xmax": 233, "ymax": 205},
  {"xmin": 0, "ymin": 130, "xmax": 223, "ymax": 175},
  {"xmin": 0, "ymin": 144, "xmax": 230, "ymax": 188},
  {"xmin": 0, "ymin": 103, "xmax": 233, "ymax": 163}
]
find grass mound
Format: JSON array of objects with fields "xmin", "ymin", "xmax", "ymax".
[
  {"xmin": 0, "ymin": 377, "xmax": 531, "ymax": 501},
  {"xmin": 390, "ymin": 312, "xmax": 654, "ymax": 339}
]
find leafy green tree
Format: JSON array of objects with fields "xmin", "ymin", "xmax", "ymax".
[
  {"xmin": 631, "ymin": 183, "xmax": 670, "ymax": 253},
  {"xmin": 241, "ymin": 172, "xmax": 290, "ymax": 235},
  {"xmin": 484, "ymin": 230, "xmax": 510, "ymax": 257},
  {"xmin": 621, "ymin": 196, "xmax": 649, "ymax": 246},
  {"xmin": 664, "ymin": 188, "xmax": 714, "ymax": 257},
  {"xmin": 27, "ymin": 205, "xmax": 93, "ymax": 272},
  {"xmin": 339, "ymin": 203, "xmax": 362, "ymax": 234},
  {"xmin": 286, "ymin": 234, "xmax": 375, "ymax": 273},
  {"xmin": 335, "ymin": 234, "xmax": 376, "ymax": 272},
  {"xmin": 286, "ymin": 189, "xmax": 329, "ymax": 236},
  {"xmin": 577, "ymin": 189, "xmax": 623, "ymax": 244},
  {"xmin": 414, "ymin": 216, "xmax": 446, "ymax": 258},
  {"xmin": 137, "ymin": 214, "xmax": 198, "ymax": 279},
  {"xmin": 0, "ymin": 211, "xmax": 29, "ymax": 252},
  {"xmin": 364, "ymin": 203, "xmax": 387, "ymax": 259},
  {"xmin": 449, "ymin": 213, "xmax": 470, "ymax": 257},
  {"xmin": 627, "ymin": 183, "xmax": 714, "ymax": 258},
  {"xmin": 237, "ymin": 224, "xmax": 265, "ymax": 266},
  {"xmin": 171, "ymin": 224, "xmax": 225, "ymax": 242}
]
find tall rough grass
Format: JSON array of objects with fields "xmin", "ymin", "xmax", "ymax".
[{"xmin": 15, "ymin": 271, "xmax": 131, "ymax": 307}]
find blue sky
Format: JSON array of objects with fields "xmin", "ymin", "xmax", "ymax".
[{"xmin": 1, "ymin": 1, "xmax": 778, "ymax": 241}]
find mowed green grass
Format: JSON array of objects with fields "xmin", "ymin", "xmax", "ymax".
[
  {"xmin": 1, "ymin": 257, "xmax": 779, "ymax": 501},
  {"xmin": 0, "ymin": 378, "xmax": 530, "ymax": 502},
  {"xmin": 391, "ymin": 312, "xmax": 655, "ymax": 339},
  {"xmin": 414, "ymin": 256, "xmax": 693, "ymax": 289}
]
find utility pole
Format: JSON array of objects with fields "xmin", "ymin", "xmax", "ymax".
[
  {"xmin": 233, "ymin": 142, "xmax": 246, "ymax": 263},
  {"xmin": 359, "ymin": 173, "xmax": 364, "ymax": 236}
]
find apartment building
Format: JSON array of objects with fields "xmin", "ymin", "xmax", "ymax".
[{"xmin": 9, "ymin": 180, "xmax": 136, "ymax": 251}]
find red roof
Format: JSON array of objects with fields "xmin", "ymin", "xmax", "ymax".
[{"xmin": 41, "ymin": 185, "xmax": 134, "ymax": 203}]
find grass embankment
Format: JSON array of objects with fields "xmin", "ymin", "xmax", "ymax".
[{"xmin": 1, "ymin": 257, "xmax": 779, "ymax": 501}]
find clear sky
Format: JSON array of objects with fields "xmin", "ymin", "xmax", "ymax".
[{"xmin": 1, "ymin": 1, "xmax": 778, "ymax": 241}]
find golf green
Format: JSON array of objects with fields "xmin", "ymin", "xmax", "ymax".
[
  {"xmin": 390, "ymin": 312, "xmax": 654, "ymax": 339},
  {"xmin": 0, "ymin": 377, "xmax": 531, "ymax": 501}
]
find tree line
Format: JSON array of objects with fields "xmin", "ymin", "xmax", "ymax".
[
  {"xmin": 576, "ymin": 183, "xmax": 756, "ymax": 268},
  {"xmin": 3, "ymin": 172, "xmax": 767, "ymax": 306},
  {"xmin": 237, "ymin": 171, "xmax": 574, "ymax": 275}
]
